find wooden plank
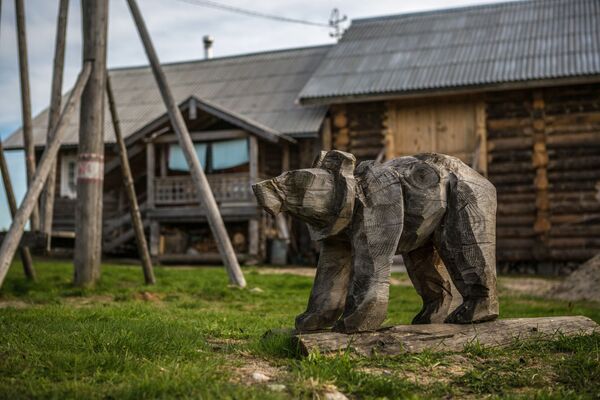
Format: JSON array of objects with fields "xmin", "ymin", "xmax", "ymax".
[
  {"xmin": 0, "ymin": 140, "xmax": 35, "ymax": 280},
  {"xmin": 107, "ymin": 75, "xmax": 155, "ymax": 284},
  {"xmin": 74, "ymin": 1, "xmax": 109, "ymax": 287},
  {"xmin": 41, "ymin": 0, "xmax": 69, "ymax": 251},
  {"xmin": 146, "ymin": 142, "xmax": 155, "ymax": 208},
  {"xmin": 127, "ymin": 0, "xmax": 246, "ymax": 287},
  {"xmin": 293, "ymin": 316, "xmax": 599, "ymax": 357},
  {"xmin": 15, "ymin": 0, "xmax": 39, "ymax": 231},
  {"xmin": 152, "ymin": 129, "xmax": 247, "ymax": 143},
  {"xmin": 0, "ymin": 64, "xmax": 91, "ymax": 287}
]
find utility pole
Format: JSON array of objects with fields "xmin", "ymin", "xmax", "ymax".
[
  {"xmin": 41, "ymin": 0, "xmax": 69, "ymax": 252},
  {"xmin": 74, "ymin": 0, "xmax": 109, "ymax": 287},
  {"xmin": 15, "ymin": 0, "xmax": 39, "ymax": 231},
  {"xmin": 127, "ymin": 0, "xmax": 246, "ymax": 287}
]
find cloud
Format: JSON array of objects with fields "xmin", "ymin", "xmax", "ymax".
[{"xmin": 0, "ymin": 0, "xmax": 509, "ymax": 139}]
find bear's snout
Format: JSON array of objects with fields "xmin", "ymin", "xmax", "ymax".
[{"xmin": 252, "ymin": 179, "xmax": 283, "ymax": 216}]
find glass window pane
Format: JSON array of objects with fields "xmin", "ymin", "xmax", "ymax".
[
  {"xmin": 168, "ymin": 143, "xmax": 207, "ymax": 171},
  {"xmin": 211, "ymin": 138, "xmax": 249, "ymax": 171}
]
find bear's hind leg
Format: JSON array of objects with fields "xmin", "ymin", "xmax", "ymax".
[
  {"xmin": 403, "ymin": 242, "xmax": 453, "ymax": 324},
  {"xmin": 434, "ymin": 179, "xmax": 499, "ymax": 324}
]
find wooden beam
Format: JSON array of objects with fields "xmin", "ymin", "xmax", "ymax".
[
  {"xmin": 293, "ymin": 316, "xmax": 599, "ymax": 357},
  {"xmin": 475, "ymin": 100, "xmax": 488, "ymax": 176},
  {"xmin": 146, "ymin": 142, "xmax": 155, "ymax": 208},
  {"xmin": 74, "ymin": 1, "xmax": 109, "ymax": 287},
  {"xmin": 41, "ymin": 0, "xmax": 69, "ymax": 251},
  {"xmin": 127, "ymin": 0, "xmax": 246, "ymax": 287},
  {"xmin": 152, "ymin": 130, "xmax": 247, "ymax": 144},
  {"xmin": 107, "ymin": 75, "xmax": 155, "ymax": 285},
  {"xmin": 0, "ymin": 64, "xmax": 91, "ymax": 288},
  {"xmin": 0, "ymin": 141, "xmax": 36, "ymax": 280},
  {"xmin": 15, "ymin": 0, "xmax": 39, "ymax": 231}
]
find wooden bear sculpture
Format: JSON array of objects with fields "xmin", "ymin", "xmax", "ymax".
[{"xmin": 252, "ymin": 150, "xmax": 498, "ymax": 333}]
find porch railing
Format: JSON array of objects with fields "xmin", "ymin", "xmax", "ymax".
[{"xmin": 154, "ymin": 173, "xmax": 260, "ymax": 206}]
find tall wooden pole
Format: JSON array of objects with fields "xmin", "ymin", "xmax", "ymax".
[
  {"xmin": 0, "ymin": 64, "xmax": 92, "ymax": 288},
  {"xmin": 73, "ymin": 0, "xmax": 109, "ymax": 287},
  {"xmin": 106, "ymin": 75, "xmax": 156, "ymax": 285},
  {"xmin": 41, "ymin": 0, "xmax": 69, "ymax": 252},
  {"xmin": 14, "ymin": 0, "xmax": 39, "ymax": 231},
  {"xmin": 0, "ymin": 141, "xmax": 36, "ymax": 280},
  {"xmin": 127, "ymin": 0, "xmax": 246, "ymax": 288}
]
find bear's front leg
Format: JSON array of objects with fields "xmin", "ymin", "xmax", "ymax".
[
  {"xmin": 295, "ymin": 236, "xmax": 352, "ymax": 332},
  {"xmin": 334, "ymin": 207, "xmax": 401, "ymax": 333}
]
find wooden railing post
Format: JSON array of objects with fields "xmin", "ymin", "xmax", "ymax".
[
  {"xmin": 0, "ymin": 64, "xmax": 92, "ymax": 288},
  {"xmin": 127, "ymin": 0, "xmax": 246, "ymax": 287}
]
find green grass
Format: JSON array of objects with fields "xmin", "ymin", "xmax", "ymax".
[{"xmin": 0, "ymin": 259, "xmax": 598, "ymax": 399}]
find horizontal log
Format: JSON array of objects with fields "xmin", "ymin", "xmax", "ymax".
[
  {"xmin": 497, "ymin": 214, "xmax": 536, "ymax": 226},
  {"xmin": 488, "ymin": 173, "xmax": 535, "ymax": 186},
  {"xmin": 486, "ymin": 117, "xmax": 532, "ymax": 131},
  {"xmin": 488, "ymin": 136, "xmax": 533, "ymax": 152},
  {"xmin": 292, "ymin": 317, "xmax": 599, "ymax": 357},
  {"xmin": 547, "ymin": 237, "xmax": 600, "ymax": 248},
  {"xmin": 488, "ymin": 161, "xmax": 533, "ymax": 174},
  {"xmin": 497, "ymin": 238, "xmax": 537, "ymax": 249},
  {"xmin": 548, "ymin": 169, "xmax": 600, "ymax": 183},
  {"xmin": 497, "ymin": 202, "xmax": 536, "ymax": 215},
  {"xmin": 550, "ymin": 213, "xmax": 600, "ymax": 225},
  {"xmin": 547, "ymin": 248, "xmax": 600, "ymax": 261},
  {"xmin": 497, "ymin": 226, "xmax": 537, "ymax": 238},
  {"xmin": 549, "ymin": 224, "xmax": 600, "ymax": 237},
  {"xmin": 497, "ymin": 249, "xmax": 535, "ymax": 261},
  {"xmin": 547, "ymin": 156, "xmax": 600, "ymax": 171},
  {"xmin": 547, "ymin": 132, "xmax": 600, "ymax": 148},
  {"xmin": 550, "ymin": 201, "xmax": 600, "ymax": 214}
]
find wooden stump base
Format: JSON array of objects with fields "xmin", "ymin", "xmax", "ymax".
[{"xmin": 292, "ymin": 316, "xmax": 599, "ymax": 357}]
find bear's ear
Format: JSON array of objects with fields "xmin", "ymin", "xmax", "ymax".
[{"xmin": 307, "ymin": 150, "xmax": 357, "ymax": 241}]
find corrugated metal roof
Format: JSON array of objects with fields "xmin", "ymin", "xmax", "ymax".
[
  {"xmin": 4, "ymin": 45, "xmax": 330, "ymax": 149},
  {"xmin": 298, "ymin": 0, "xmax": 600, "ymax": 102}
]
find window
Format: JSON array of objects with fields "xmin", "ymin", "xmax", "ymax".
[
  {"xmin": 60, "ymin": 154, "xmax": 77, "ymax": 199},
  {"xmin": 167, "ymin": 138, "xmax": 249, "ymax": 173}
]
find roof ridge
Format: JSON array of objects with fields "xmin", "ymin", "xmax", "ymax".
[
  {"xmin": 108, "ymin": 43, "xmax": 333, "ymax": 73},
  {"xmin": 351, "ymin": 0, "xmax": 568, "ymax": 25}
]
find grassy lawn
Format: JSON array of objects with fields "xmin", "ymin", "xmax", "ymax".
[{"xmin": 0, "ymin": 260, "xmax": 598, "ymax": 399}]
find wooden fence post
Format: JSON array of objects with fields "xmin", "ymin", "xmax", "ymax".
[
  {"xmin": 41, "ymin": 0, "xmax": 69, "ymax": 252},
  {"xmin": 0, "ymin": 141, "xmax": 36, "ymax": 280},
  {"xmin": 127, "ymin": 0, "xmax": 246, "ymax": 287},
  {"xmin": 14, "ymin": 0, "xmax": 39, "ymax": 231},
  {"xmin": 106, "ymin": 75, "xmax": 156, "ymax": 285},
  {"xmin": 0, "ymin": 64, "xmax": 92, "ymax": 288},
  {"xmin": 73, "ymin": 0, "xmax": 109, "ymax": 287}
]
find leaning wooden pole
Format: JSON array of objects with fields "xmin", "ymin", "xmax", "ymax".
[
  {"xmin": 127, "ymin": 0, "xmax": 246, "ymax": 287},
  {"xmin": 106, "ymin": 75, "xmax": 156, "ymax": 285},
  {"xmin": 0, "ymin": 141, "xmax": 36, "ymax": 280},
  {"xmin": 41, "ymin": 0, "xmax": 69, "ymax": 252},
  {"xmin": 0, "ymin": 64, "xmax": 92, "ymax": 288},
  {"xmin": 73, "ymin": 0, "xmax": 109, "ymax": 287},
  {"xmin": 14, "ymin": 0, "xmax": 39, "ymax": 231}
]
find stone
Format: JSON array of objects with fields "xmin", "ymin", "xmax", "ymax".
[
  {"xmin": 253, "ymin": 150, "xmax": 499, "ymax": 333},
  {"xmin": 251, "ymin": 372, "xmax": 270, "ymax": 382}
]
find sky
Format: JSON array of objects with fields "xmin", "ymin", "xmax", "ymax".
[{"xmin": 0, "ymin": 0, "xmax": 511, "ymax": 230}]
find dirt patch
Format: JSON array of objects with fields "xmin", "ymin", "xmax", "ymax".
[
  {"xmin": 62, "ymin": 295, "xmax": 114, "ymax": 307},
  {"xmin": 225, "ymin": 351, "xmax": 286, "ymax": 386},
  {"xmin": 133, "ymin": 291, "xmax": 163, "ymax": 302},
  {"xmin": 0, "ymin": 299, "xmax": 31, "ymax": 309},
  {"xmin": 498, "ymin": 277, "xmax": 556, "ymax": 297},
  {"xmin": 548, "ymin": 254, "xmax": 600, "ymax": 302},
  {"xmin": 256, "ymin": 267, "xmax": 316, "ymax": 278}
]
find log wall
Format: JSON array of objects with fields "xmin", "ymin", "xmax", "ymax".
[{"xmin": 486, "ymin": 83, "xmax": 600, "ymax": 270}]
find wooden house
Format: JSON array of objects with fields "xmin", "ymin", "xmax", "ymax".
[
  {"xmin": 3, "ymin": 46, "xmax": 330, "ymax": 263},
  {"xmin": 297, "ymin": 0, "xmax": 600, "ymax": 272}
]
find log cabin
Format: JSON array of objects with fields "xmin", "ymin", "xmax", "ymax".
[
  {"xmin": 3, "ymin": 46, "xmax": 329, "ymax": 263},
  {"xmin": 297, "ymin": 0, "xmax": 600, "ymax": 272}
]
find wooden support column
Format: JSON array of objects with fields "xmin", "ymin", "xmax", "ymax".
[
  {"xmin": 383, "ymin": 101, "xmax": 397, "ymax": 161},
  {"xmin": 127, "ymin": 0, "xmax": 246, "ymax": 287},
  {"xmin": 0, "ymin": 141, "xmax": 36, "ymax": 280},
  {"xmin": 74, "ymin": 0, "xmax": 109, "ymax": 287},
  {"xmin": 321, "ymin": 117, "xmax": 332, "ymax": 151},
  {"xmin": 0, "ymin": 64, "xmax": 91, "ymax": 288},
  {"xmin": 41, "ymin": 0, "xmax": 69, "ymax": 251},
  {"xmin": 15, "ymin": 0, "xmax": 39, "ymax": 231},
  {"xmin": 107, "ymin": 75, "xmax": 155, "ymax": 285},
  {"xmin": 332, "ymin": 106, "xmax": 349, "ymax": 152},
  {"xmin": 248, "ymin": 135, "xmax": 259, "ymax": 257},
  {"xmin": 474, "ymin": 100, "xmax": 488, "ymax": 176},
  {"xmin": 532, "ymin": 91, "xmax": 550, "ymax": 259},
  {"xmin": 146, "ymin": 142, "xmax": 159, "ymax": 257}
]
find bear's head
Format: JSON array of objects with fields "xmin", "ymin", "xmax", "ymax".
[{"xmin": 252, "ymin": 150, "xmax": 356, "ymax": 240}]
